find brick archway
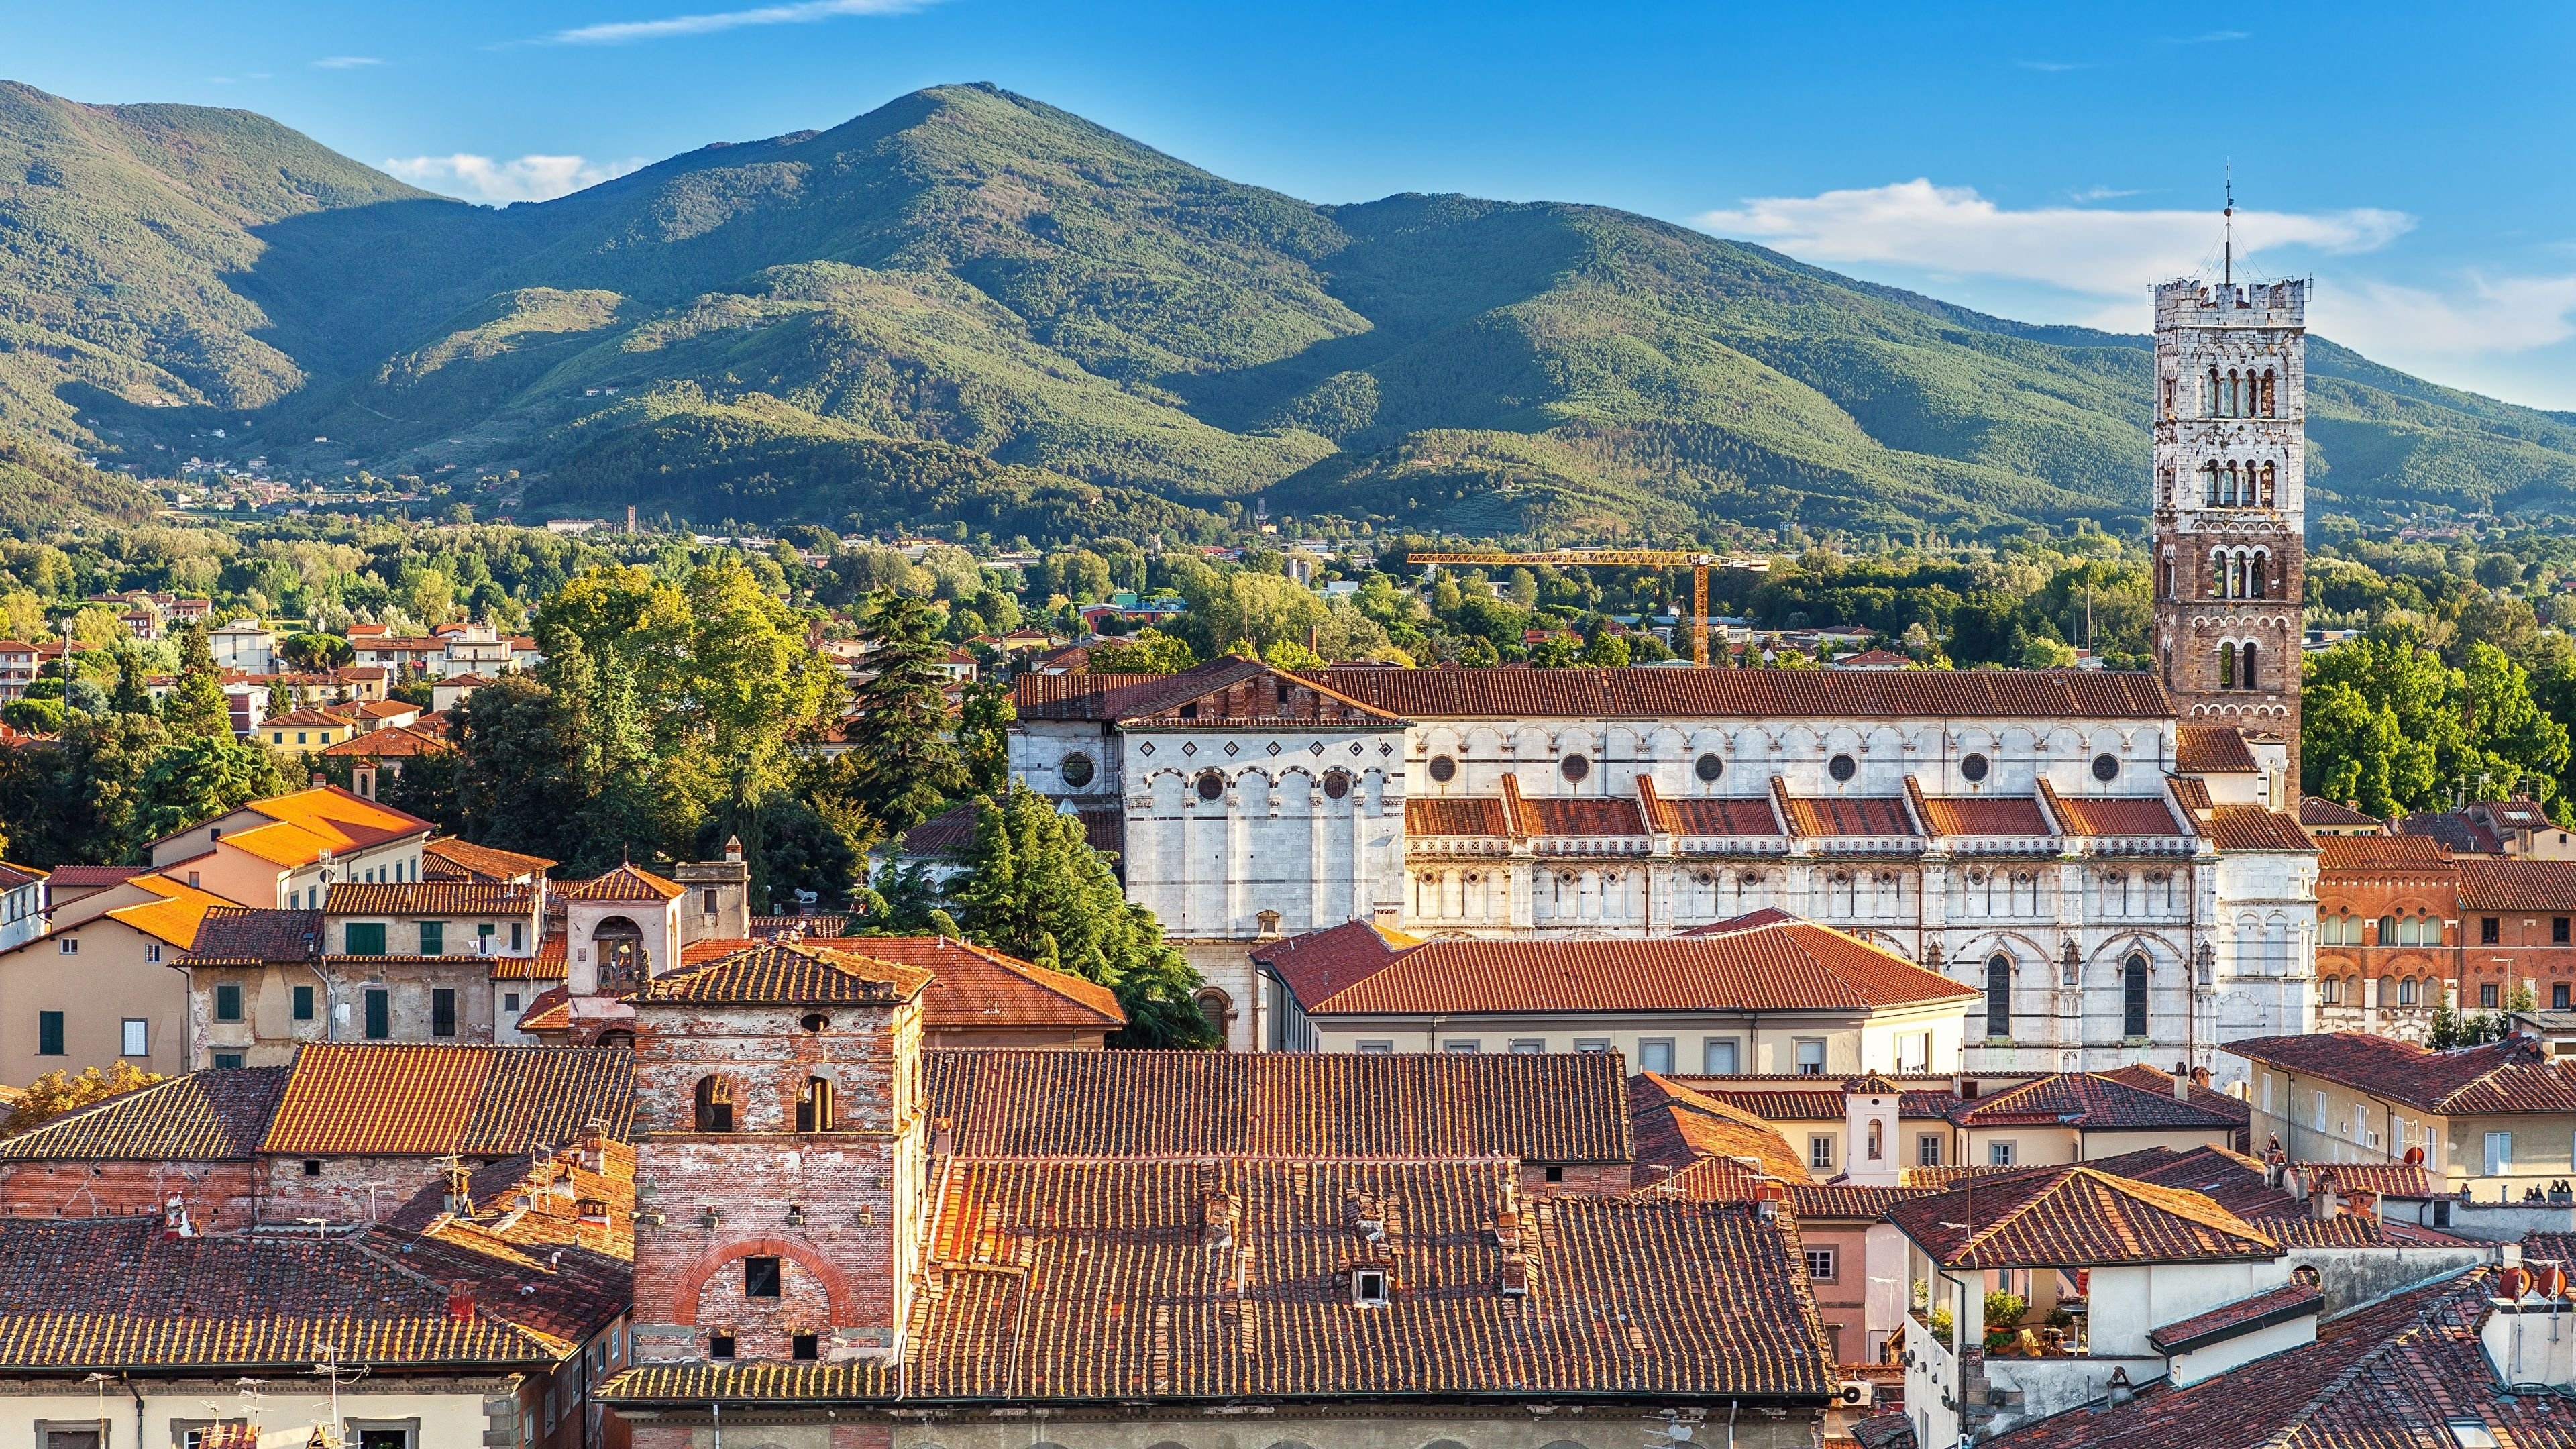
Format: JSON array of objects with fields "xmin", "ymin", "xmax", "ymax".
[{"xmin": 674, "ymin": 1236, "xmax": 861, "ymax": 1322}]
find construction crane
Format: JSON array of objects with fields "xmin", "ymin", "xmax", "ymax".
[{"xmin": 1407, "ymin": 550, "xmax": 1722, "ymax": 665}]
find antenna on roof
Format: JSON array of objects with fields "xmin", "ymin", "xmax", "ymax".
[{"xmin": 2222, "ymin": 169, "xmax": 2235, "ymax": 286}]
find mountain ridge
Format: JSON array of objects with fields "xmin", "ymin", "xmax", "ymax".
[{"xmin": 3, "ymin": 78, "xmax": 2572, "ymax": 543}]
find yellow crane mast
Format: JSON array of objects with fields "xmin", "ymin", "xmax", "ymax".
[{"xmin": 1407, "ymin": 549, "xmax": 1721, "ymax": 666}]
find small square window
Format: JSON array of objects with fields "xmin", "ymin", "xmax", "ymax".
[
  {"xmin": 1573, "ymin": 1038, "xmax": 1613, "ymax": 1054},
  {"xmin": 303, "ymin": 1158, "xmax": 323, "ymax": 1177},
  {"xmin": 792, "ymin": 1332, "xmax": 820, "ymax": 1361},
  {"xmin": 1917, "ymin": 1134, "xmax": 1944, "ymax": 1167},
  {"xmin": 57, "ymin": 937, "xmax": 75, "ymax": 955},
  {"xmin": 504, "ymin": 991, "xmax": 521, "ymax": 1013},
  {"xmin": 1637, "ymin": 1038, "xmax": 1675, "ymax": 1074},
  {"xmin": 292, "ymin": 985, "xmax": 315, "ymax": 1021},
  {"xmin": 1356, "ymin": 1040, "xmax": 1393, "ymax": 1055},
  {"xmin": 1809, "ymin": 1135, "xmax": 1835, "ymax": 1171},
  {"xmin": 1441, "ymin": 1038, "xmax": 1481, "ymax": 1054},
  {"xmin": 1352, "ymin": 1268, "xmax": 1388, "ymax": 1306},
  {"xmin": 2482, "ymin": 983, "xmax": 2501, "ymax": 1009},
  {"xmin": 1990, "ymin": 1140, "xmax": 2017, "ymax": 1167},
  {"xmin": 214, "ymin": 983, "xmax": 244, "ymax": 1022},
  {"xmin": 709, "ymin": 1333, "xmax": 737, "ymax": 1359},
  {"xmin": 1544, "ymin": 1165, "xmax": 1564, "ymax": 1184},
  {"xmin": 2483, "ymin": 916, "xmax": 2502, "ymax": 945},
  {"xmin": 1507, "ymin": 1038, "xmax": 1546, "ymax": 1054},
  {"xmin": 121, "ymin": 1018, "xmax": 148, "ymax": 1058},
  {"xmin": 745, "ymin": 1256, "xmax": 782, "ymax": 1297},
  {"xmin": 1804, "ymin": 1248, "xmax": 1837, "ymax": 1281},
  {"xmin": 1795, "ymin": 1039, "xmax": 1826, "ymax": 1075},
  {"xmin": 1703, "ymin": 1037, "xmax": 1741, "ymax": 1074}
]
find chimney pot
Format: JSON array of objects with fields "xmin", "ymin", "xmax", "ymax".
[{"xmin": 446, "ymin": 1285, "xmax": 475, "ymax": 1320}]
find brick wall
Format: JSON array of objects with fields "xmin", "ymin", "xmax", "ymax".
[
  {"xmin": 0, "ymin": 1159, "xmax": 256, "ymax": 1228},
  {"xmin": 258, "ymin": 1152, "xmax": 452, "ymax": 1224}
]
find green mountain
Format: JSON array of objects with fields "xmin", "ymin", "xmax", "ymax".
[{"xmin": 6, "ymin": 78, "xmax": 2575, "ymax": 543}]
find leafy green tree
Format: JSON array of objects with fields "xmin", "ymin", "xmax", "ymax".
[
  {"xmin": 1088, "ymin": 628, "xmax": 1196, "ymax": 674},
  {"xmin": 107, "ymin": 646, "xmax": 153, "ymax": 715},
  {"xmin": 1262, "ymin": 637, "xmax": 1325, "ymax": 671},
  {"xmin": 1580, "ymin": 633, "xmax": 1632, "ymax": 668},
  {"xmin": 2303, "ymin": 629, "xmax": 2462, "ymax": 816},
  {"xmin": 947, "ymin": 784, "xmax": 1214, "ymax": 1048},
  {"xmin": 1529, "ymin": 635, "xmax": 1580, "ymax": 667},
  {"xmin": 455, "ymin": 674, "xmax": 581, "ymax": 864},
  {"xmin": 956, "ymin": 677, "xmax": 1016, "ymax": 796},
  {"xmin": 278, "ymin": 632, "xmax": 354, "ymax": 672},
  {"xmin": 2458, "ymin": 643, "xmax": 2573, "ymax": 815},
  {"xmin": 162, "ymin": 620, "xmax": 230, "ymax": 741},
  {"xmin": 830, "ymin": 591, "xmax": 966, "ymax": 833},
  {"xmin": 136, "ymin": 735, "xmax": 300, "ymax": 843}
]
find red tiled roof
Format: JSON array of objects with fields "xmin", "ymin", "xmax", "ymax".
[
  {"xmin": 2201, "ymin": 805, "xmax": 2316, "ymax": 852},
  {"xmin": 926, "ymin": 1049, "xmax": 1634, "ymax": 1164},
  {"xmin": 1627, "ymin": 1073, "xmax": 1811, "ymax": 1187},
  {"xmin": 44, "ymin": 865, "xmax": 146, "ymax": 888},
  {"xmin": 559, "ymin": 862, "xmax": 683, "ymax": 902},
  {"xmin": 326, "ymin": 881, "xmax": 541, "ymax": 916},
  {"xmin": 2228, "ymin": 1032, "xmax": 2576, "ymax": 1115},
  {"xmin": 321, "ymin": 723, "xmax": 454, "ymax": 758},
  {"xmin": 2398, "ymin": 810, "xmax": 2504, "ymax": 855},
  {"xmin": 2096, "ymin": 1065, "xmax": 2253, "ymax": 1133},
  {"xmin": 2292, "ymin": 1160, "xmax": 2444, "ymax": 1199},
  {"xmin": 604, "ymin": 1158, "xmax": 1833, "ymax": 1407},
  {"xmin": 1780, "ymin": 795, "xmax": 1916, "ymax": 838},
  {"xmin": 2176, "ymin": 724, "xmax": 2259, "ymax": 773},
  {"xmin": 1915, "ymin": 795, "xmax": 2049, "ymax": 836},
  {"xmin": 1982, "ymin": 1268, "xmax": 2554, "ymax": 1449},
  {"xmin": 2147, "ymin": 1282, "xmax": 2322, "ymax": 1354},
  {"xmin": 1405, "ymin": 797, "xmax": 1513, "ymax": 837},
  {"xmin": 0, "ymin": 1069, "xmax": 290, "ymax": 1161},
  {"xmin": 2047, "ymin": 795, "xmax": 2184, "ymax": 837},
  {"xmin": 182, "ymin": 907, "xmax": 322, "ymax": 965},
  {"xmin": 1885, "ymin": 1164, "xmax": 2280, "ymax": 1267},
  {"xmin": 635, "ymin": 940, "xmax": 932, "ymax": 1006},
  {"xmin": 2459, "ymin": 859, "xmax": 2576, "ymax": 910},
  {"xmin": 2299, "ymin": 796, "xmax": 2380, "ymax": 827},
  {"xmin": 686, "ymin": 935, "xmax": 1125, "ymax": 1031},
  {"xmin": 260, "ymin": 1043, "xmax": 633, "ymax": 1157},
  {"xmin": 1303, "ymin": 665, "xmax": 2171, "ymax": 721},
  {"xmin": 490, "ymin": 932, "xmax": 568, "ymax": 980},
  {"xmin": 1248, "ymin": 920, "xmax": 1418, "ymax": 1010},
  {"xmin": 0, "ymin": 1217, "xmax": 566, "ymax": 1370},
  {"xmin": 1950, "ymin": 1073, "xmax": 2243, "ymax": 1132},
  {"xmin": 1305, "ymin": 920, "xmax": 1977, "ymax": 1017},
  {"xmin": 423, "ymin": 837, "xmax": 557, "ymax": 881},
  {"xmin": 1519, "ymin": 796, "xmax": 1648, "ymax": 836},
  {"xmin": 1664, "ymin": 796, "xmax": 1786, "ymax": 836},
  {"xmin": 2319, "ymin": 834, "xmax": 2453, "ymax": 871}
]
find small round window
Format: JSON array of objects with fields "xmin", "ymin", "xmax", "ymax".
[
  {"xmin": 1960, "ymin": 752, "xmax": 1990, "ymax": 784},
  {"xmin": 2092, "ymin": 753, "xmax": 2121, "ymax": 783},
  {"xmin": 1059, "ymin": 751, "xmax": 1096, "ymax": 789},
  {"xmin": 1427, "ymin": 755, "xmax": 1458, "ymax": 783},
  {"xmin": 1695, "ymin": 752, "xmax": 1724, "ymax": 782},
  {"xmin": 1560, "ymin": 755, "xmax": 1591, "ymax": 782},
  {"xmin": 1322, "ymin": 769, "xmax": 1350, "ymax": 800},
  {"xmin": 1828, "ymin": 753, "xmax": 1857, "ymax": 782},
  {"xmin": 1195, "ymin": 770, "xmax": 1226, "ymax": 802}
]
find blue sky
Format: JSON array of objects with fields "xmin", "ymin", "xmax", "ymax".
[{"xmin": 18, "ymin": 0, "xmax": 2576, "ymax": 406}]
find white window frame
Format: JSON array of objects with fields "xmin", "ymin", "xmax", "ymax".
[
  {"xmin": 119, "ymin": 1019, "xmax": 148, "ymax": 1059},
  {"xmin": 1804, "ymin": 1247, "xmax": 1837, "ymax": 1281},
  {"xmin": 1355, "ymin": 1040, "xmax": 1394, "ymax": 1055},
  {"xmin": 1703, "ymin": 1037, "xmax": 1741, "ymax": 1074},
  {"xmin": 1440, "ymin": 1038, "xmax": 1481, "ymax": 1054},
  {"xmin": 2486, "ymin": 1131, "xmax": 2514, "ymax": 1176},
  {"xmin": 1989, "ymin": 1140, "xmax": 2017, "ymax": 1167},
  {"xmin": 1794, "ymin": 1038, "xmax": 1827, "ymax": 1075},
  {"xmin": 1809, "ymin": 1134, "xmax": 1835, "ymax": 1171},
  {"xmin": 1507, "ymin": 1038, "xmax": 1546, "ymax": 1054}
]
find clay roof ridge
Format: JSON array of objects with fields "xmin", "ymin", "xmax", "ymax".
[
  {"xmin": 1769, "ymin": 774, "xmax": 1799, "ymax": 839},
  {"xmin": 1499, "ymin": 772, "xmax": 1532, "ymax": 839},
  {"xmin": 1635, "ymin": 774, "xmax": 1678, "ymax": 835}
]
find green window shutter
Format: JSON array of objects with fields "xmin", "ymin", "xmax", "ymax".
[
  {"xmin": 292, "ymin": 985, "xmax": 315, "ymax": 1021},
  {"xmin": 214, "ymin": 983, "xmax": 244, "ymax": 1022},
  {"xmin": 345, "ymin": 922, "xmax": 386, "ymax": 955},
  {"xmin": 364, "ymin": 989, "xmax": 390, "ymax": 1039},
  {"xmin": 36, "ymin": 1010, "xmax": 62, "ymax": 1056},
  {"xmin": 419, "ymin": 920, "xmax": 444, "ymax": 955}
]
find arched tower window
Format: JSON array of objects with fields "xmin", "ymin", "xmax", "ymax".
[
  {"xmin": 2218, "ymin": 642, "xmax": 2237, "ymax": 689},
  {"xmin": 2164, "ymin": 377, "xmax": 2176, "ymax": 417},
  {"xmin": 694, "ymin": 1075, "xmax": 735, "ymax": 1133},
  {"xmin": 2203, "ymin": 462, "xmax": 2221, "ymax": 506},
  {"xmin": 2261, "ymin": 460, "xmax": 2277, "ymax": 506},
  {"xmin": 2226, "ymin": 370, "xmax": 2241, "ymax": 417},
  {"xmin": 2262, "ymin": 370, "xmax": 2277, "ymax": 417},
  {"xmin": 1985, "ymin": 955, "xmax": 2012, "ymax": 1039},
  {"xmin": 2206, "ymin": 367, "xmax": 2220, "ymax": 414},
  {"xmin": 2241, "ymin": 641, "xmax": 2259, "ymax": 690},
  {"xmin": 2247, "ymin": 552, "xmax": 2265, "ymax": 599},
  {"xmin": 2123, "ymin": 955, "xmax": 2149, "ymax": 1038},
  {"xmin": 796, "ymin": 1075, "xmax": 835, "ymax": 1133}
]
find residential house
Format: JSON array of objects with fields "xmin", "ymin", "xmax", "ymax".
[
  {"xmin": 431, "ymin": 670, "xmax": 494, "ymax": 712},
  {"xmin": 147, "ymin": 784, "xmax": 435, "ymax": 910},
  {"xmin": 0, "ymin": 861, "xmax": 43, "ymax": 952},
  {"xmin": 0, "ymin": 873, "xmax": 228, "ymax": 1081},
  {"xmin": 0, "ymin": 640, "xmax": 36, "ymax": 700},
  {"xmin": 2461, "ymin": 859, "xmax": 2576, "ymax": 1011},
  {"xmin": 2231, "ymin": 1030, "xmax": 2576, "ymax": 1203},
  {"xmin": 260, "ymin": 704, "xmax": 355, "ymax": 749},
  {"xmin": 206, "ymin": 618, "xmax": 274, "ymax": 673},
  {"xmin": 1256, "ymin": 914, "xmax": 1978, "ymax": 1073},
  {"xmin": 2299, "ymin": 796, "xmax": 2381, "ymax": 836},
  {"xmin": 2314, "ymin": 833, "xmax": 2456, "ymax": 1038}
]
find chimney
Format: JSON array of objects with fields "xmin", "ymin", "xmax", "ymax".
[
  {"xmin": 2191, "ymin": 1065, "xmax": 2212, "ymax": 1089},
  {"xmin": 161, "ymin": 1193, "xmax": 194, "ymax": 1239},
  {"xmin": 309, "ymin": 771, "xmax": 325, "ymax": 790},
  {"xmin": 446, "ymin": 1285, "xmax": 476, "ymax": 1321},
  {"xmin": 443, "ymin": 1163, "xmax": 474, "ymax": 1217},
  {"xmin": 1753, "ymin": 1177, "xmax": 1786, "ymax": 1222},
  {"xmin": 2174, "ymin": 1071, "xmax": 2190, "ymax": 1102},
  {"xmin": 352, "ymin": 762, "xmax": 377, "ymax": 800},
  {"xmin": 578, "ymin": 1196, "xmax": 612, "ymax": 1227},
  {"xmin": 1203, "ymin": 1190, "xmax": 1240, "ymax": 1252},
  {"xmin": 580, "ymin": 1119, "xmax": 608, "ymax": 1174},
  {"xmin": 724, "ymin": 834, "xmax": 743, "ymax": 865}
]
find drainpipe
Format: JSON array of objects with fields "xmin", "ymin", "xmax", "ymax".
[{"xmin": 129, "ymin": 1379, "xmax": 144, "ymax": 1449}]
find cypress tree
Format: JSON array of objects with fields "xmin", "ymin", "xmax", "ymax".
[{"xmin": 162, "ymin": 621, "xmax": 231, "ymax": 741}]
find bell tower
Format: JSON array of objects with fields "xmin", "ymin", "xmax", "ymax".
[{"xmin": 2151, "ymin": 227, "xmax": 2306, "ymax": 782}]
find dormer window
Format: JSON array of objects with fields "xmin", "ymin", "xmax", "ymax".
[{"xmin": 1352, "ymin": 1267, "xmax": 1388, "ymax": 1306}]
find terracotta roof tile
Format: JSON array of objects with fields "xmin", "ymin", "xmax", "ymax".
[
  {"xmin": 1665, "ymin": 796, "xmax": 1786, "ymax": 836},
  {"xmin": 1915, "ymin": 795, "xmax": 2049, "ymax": 836},
  {"xmin": 1628, "ymin": 1073, "xmax": 1811, "ymax": 1187},
  {"xmin": 2299, "ymin": 796, "xmax": 2381, "ymax": 827},
  {"xmin": 1984, "ymin": 1267, "xmax": 2560, "ymax": 1449},
  {"xmin": 606, "ymin": 1157, "xmax": 1833, "ymax": 1407},
  {"xmin": 926, "ymin": 1049, "xmax": 1634, "ymax": 1164},
  {"xmin": 1951, "ymin": 1073, "xmax": 2243, "ymax": 1132},
  {"xmin": 1886, "ymin": 1165, "xmax": 2281, "ymax": 1267},
  {"xmin": 0, "ymin": 1218, "xmax": 564, "ymax": 1371},
  {"xmin": 1788, "ymin": 1183, "xmax": 1937, "ymax": 1218},
  {"xmin": 697, "ymin": 934, "xmax": 1126, "ymax": 1030},
  {"xmin": 223, "ymin": 786, "xmax": 434, "ymax": 861},
  {"xmin": 488, "ymin": 932, "xmax": 569, "ymax": 982},
  {"xmin": 1303, "ymin": 920, "xmax": 1978, "ymax": 1016},
  {"xmin": 559, "ymin": 862, "xmax": 683, "ymax": 902},
  {"xmin": 1780, "ymin": 795, "xmax": 1917, "ymax": 839},
  {"xmin": 104, "ymin": 875, "xmax": 233, "ymax": 949},
  {"xmin": 1405, "ymin": 797, "xmax": 1513, "ymax": 837},
  {"xmin": 0, "ymin": 1069, "xmax": 289, "ymax": 1161},
  {"xmin": 2399, "ymin": 810, "xmax": 2504, "ymax": 855},
  {"xmin": 2096, "ymin": 1065, "xmax": 2253, "ymax": 1133},
  {"xmin": 2202, "ymin": 805, "xmax": 2316, "ymax": 852},
  {"xmin": 1250, "ymin": 920, "xmax": 1419, "ymax": 1008},
  {"xmin": 1303, "ymin": 665, "xmax": 2171, "ymax": 722},
  {"xmin": 2229, "ymin": 1032, "xmax": 2576, "ymax": 1114},
  {"xmin": 182, "ymin": 906, "xmax": 322, "ymax": 965},
  {"xmin": 321, "ymin": 723, "xmax": 455, "ymax": 758},
  {"xmin": 2048, "ymin": 795, "xmax": 2185, "ymax": 837},
  {"xmin": 632, "ymin": 941, "xmax": 932, "ymax": 1006},
  {"xmin": 2459, "ymin": 859, "xmax": 2576, "ymax": 910},
  {"xmin": 260, "ymin": 1043, "xmax": 632, "ymax": 1157},
  {"xmin": 2319, "ymin": 834, "xmax": 2453, "ymax": 871},
  {"xmin": 325, "ymin": 881, "xmax": 541, "ymax": 916},
  {"xmin": 2176, "ymin": 725, "xmax": 2259, "ymax": 773},
  {"xmin": 423, "ymin": 837, "xmax": 557, "ymax": 881},
  {"xmin": 44, "ymin": 865, "xmax": 146, "ymax": 888},
  {"xmin": 2147, "ymin": 1282, "xmax": 2322, "ymax": 1354},
  {"xmin": 1519, "ymin": 796, "xmax": 1649, "ymax": 836}
]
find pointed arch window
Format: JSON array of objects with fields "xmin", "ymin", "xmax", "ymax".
[
  {"xmin": 1985, "ymin": 955, "xmax": 2012, "ymax": 1039},
  {"xmin": 2123, "ymin": 955, "xmax": 2149, "ymax": 1038}
]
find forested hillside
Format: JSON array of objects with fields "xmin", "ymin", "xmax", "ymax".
[{"xmin": 6, "ymin": 79, "xmax": 2575, "ymax": 543}]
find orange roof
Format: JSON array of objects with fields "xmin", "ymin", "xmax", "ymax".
[
  {"xmin": 260, "ymin": 1042, "xmax": 633, "ymax": 1157},
  {"xmin": 1915, "ymin": 794, "xmax": 2049, "ymax": 836},
  {"xmin": 1780, "ymin": 793, "xmax": 1915, "ymax": 838},
  {"xmin": 2320, "ymin": 835, "xmax": 2453, "ymax": 872},
  {"xmin": 423, "ymin": 837, "xmax": 557, "ymax": 881},
  {"xmin": 492, "ymin": 933, "xmax": 569, "ymax": 981},
  {"xmin": 825, "ymin": 935, "xmax": 1121, "ymax": 1031},
  {"xmin": 262, "ymin": 708, "xmax": 349, "ymax": 729},
  {"xmin": 1627, "ymin": 1073, "xmax": 1811, "ymax": 1190},
  {"xmin": 322, "ymin": 724, "xmax": 453, "ymax": 759},
  {"xmin": 2203, "ymin": 805, "xmax": 2317, "ymax": 853},
  {"xmin": 2048, "ymin": 793, "xmax": 2186, "ymax": 837},
  {"xmin": 559, "ymin": 863, "xmax": 683, "ymax": 902},
  {"xmin": 1305, "ymin": 919, "xmax": 1978, "ymax": 1016},
  {"xmin": 633, "ymin": 941, "xmax": 931, "ymax": 1006},
  {"xmin": 2176, "ymin": 725, "xmax": 2259, "ymax": 773},
  {"xmin": 1887, "ymin": 1164, "xmax": 2280, "ymax": 1268},
  {"xmin": 203, "ymin": 786, "xmax": 435, "ymax": 867},
  {"xmin": 104, "ymin": 874, "xmax": 233, "ymax": 949}
]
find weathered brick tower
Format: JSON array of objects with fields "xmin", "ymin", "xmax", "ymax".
[
  {"xmin": 2151, "ymin": 254, "xmax": 2306, "ymax": 782},
  {"xmin": 625, "ymin": 942, "xmax": 933, "ymax": 1367}
]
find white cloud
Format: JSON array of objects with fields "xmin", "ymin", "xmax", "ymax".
[
  {"xmin": 2327, "ymin": 276, "xmax": 2576, "ymax": 358},
  {"xmin": 539, "ymin": 0, "xmax": 935, "ymax": 45},
  {"xmin": 382, "ymin": 152, "xmax": 647, "ymax": 204},
  {"xmin": 312, "ymin": 56, "xmax": 383, "ymax": 69},
  {"xmin": 1695, "ymin": 179, "xmax": 2412, "ymax": 299}
]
